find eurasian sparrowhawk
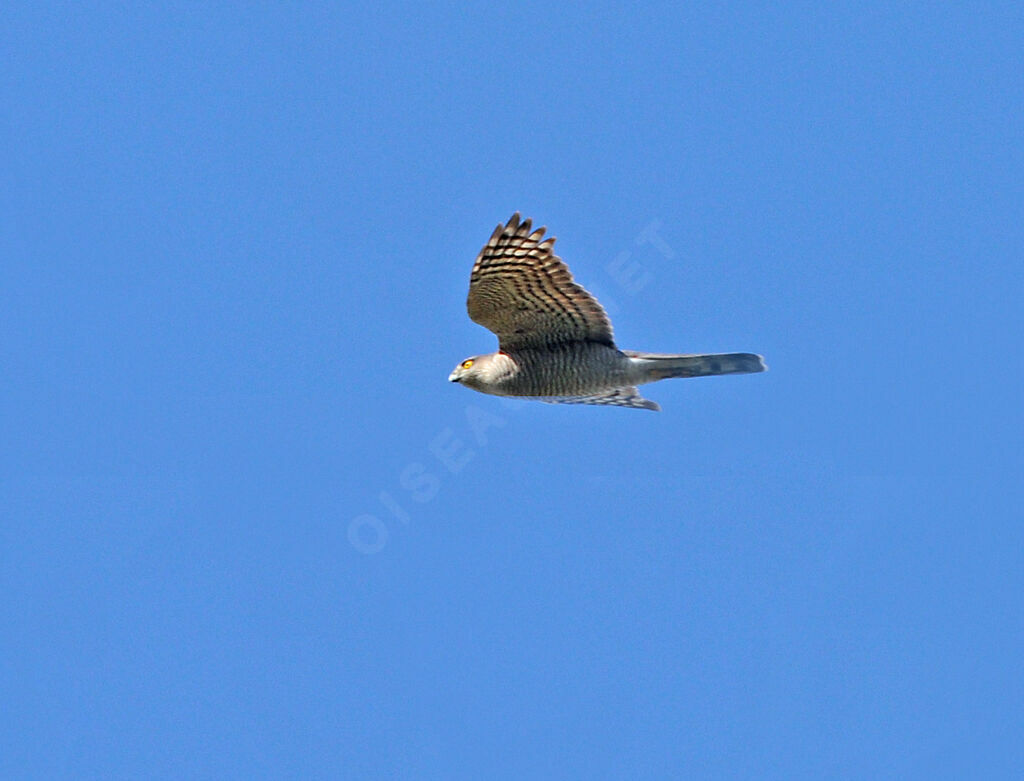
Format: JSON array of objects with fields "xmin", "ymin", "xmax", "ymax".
[{"xmin": 448, "ymin": 213, "xmax": 766, "ymax": 411}]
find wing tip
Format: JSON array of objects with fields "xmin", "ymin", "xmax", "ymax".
[{"xmin": 499, "ymin": 212, "xmax": 554, "ymax": 245}]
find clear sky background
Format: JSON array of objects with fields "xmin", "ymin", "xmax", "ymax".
[{"xmin": 3, "ymin": 2, "xmax": 1022, "ymax": 778}]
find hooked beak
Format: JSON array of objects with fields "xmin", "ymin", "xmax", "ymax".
[{"xmin": 448, "ymin": 371, "xmax": 460, "ymax": 382}]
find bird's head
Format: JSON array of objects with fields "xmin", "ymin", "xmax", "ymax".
[
  {"xmin": 448, "ymin": 355, "xmax": 484, "ymax": 386},
  {"xmin": 448, "ymin": 353, "xmax": 509, "ymax": 390}
]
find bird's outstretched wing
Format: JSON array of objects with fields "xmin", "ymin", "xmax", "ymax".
[
  {"xmin": 541, "ymin": 386, "xmax": 660, "ymax": 411},
  {"xmin": 467, "ymin": 213, "xmax": 615, "ymax": 351}
]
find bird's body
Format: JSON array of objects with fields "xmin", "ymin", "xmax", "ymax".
[
  {"xmin": 449, "ymin": 214, "xmax": 765, "ymax": 411},
  {"xmin": 462, "ymin": 344, "xmax": 632, "ymax": 397}
]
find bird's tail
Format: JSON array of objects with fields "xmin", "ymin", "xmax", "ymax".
[{"xmin": 624, "ymin": 351, "xmax": 767, "ymax": 381}]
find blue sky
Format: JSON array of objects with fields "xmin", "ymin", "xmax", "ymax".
[{"xmin": 3, "ymin": 2, "xmax": 1022, "ymax": 777}]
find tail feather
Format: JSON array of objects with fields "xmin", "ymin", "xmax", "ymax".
[{"xmin": 624, "ymin": 351, "xmax": 767, "ymax": 381}]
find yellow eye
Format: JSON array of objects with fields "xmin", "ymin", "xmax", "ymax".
[{"xmin": 461, "ymin": 359, "xmax": 474, "ymax": 369}]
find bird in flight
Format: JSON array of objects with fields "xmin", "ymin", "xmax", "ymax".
[{"xmin": 448, "ymin": 213, "xmax": 766, "ymax": 411}]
